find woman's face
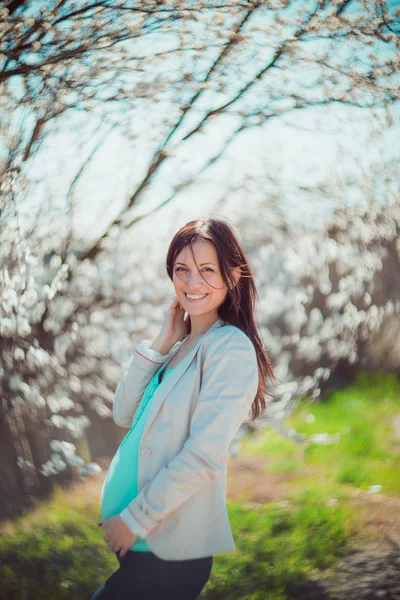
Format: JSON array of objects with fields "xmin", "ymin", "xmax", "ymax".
[{"xmin": 172, "ymin": 240, "xmax": 228, "ymax": 317}]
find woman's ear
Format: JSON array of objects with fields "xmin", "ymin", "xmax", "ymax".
[{"xmin": 230, "ymin": 267, "xmax": 241, "ymax": 288}]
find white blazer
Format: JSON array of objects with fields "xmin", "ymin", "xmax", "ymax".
[{"xmin": 113, "ymin": 317, "xmax": 259, "ymax": 560}]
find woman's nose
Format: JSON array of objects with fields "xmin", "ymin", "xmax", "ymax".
[{"xmin": 187, "ymin": 272, "xmax": 205, "ymax": 287}]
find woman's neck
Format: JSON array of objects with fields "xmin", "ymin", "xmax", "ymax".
[{"xmin": 188, "ymin": 313, "xmax": 219, "ymax": 339}]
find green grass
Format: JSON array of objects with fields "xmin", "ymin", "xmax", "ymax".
[
  {"xmin": 241, "ymin": 371, "xmax": 400, "ymax": 495},
  {"xmin": 202, "ymin": 489, "xmax": 354, "ymax": 600},
  {"xmin": 0, "ymin": 486, "xmax": 116, "ymax": 600},
  {"xmin": 0, "ymin": 370, "xmax": 399, "ymax": 599},
  {"xmin": 280, "ymin": 371, "xmax": 399, "ymax": 495}
]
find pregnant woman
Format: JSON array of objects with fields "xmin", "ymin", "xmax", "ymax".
[{"xmin": 91, "ymin": 217, "xmax": 275, "ymax": 599}]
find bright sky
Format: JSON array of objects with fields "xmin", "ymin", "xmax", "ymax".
[
  {"xmin": 21, "ymin": 98, "xmax": 398, "ymax": 249},
  {"xmin": 7, "ymin": 1, "xmax": 400, "ymax": 245}
]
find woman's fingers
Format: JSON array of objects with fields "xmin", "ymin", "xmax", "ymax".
[
  {"xmin": 172, "ymin": 295, "xmax": 183, "ymax": 310},
  {"xmin": 108, "ymin": 542, "xmax": 120, "ymax": 552}
]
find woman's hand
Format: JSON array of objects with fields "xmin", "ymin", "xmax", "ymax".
[
  {"xmin": 99, "ymin": 516, "xmax": 138, "ymax": 558},
  {"xmin": 155, "ymin": 295, "xmax": 190, "ymax": 349}
]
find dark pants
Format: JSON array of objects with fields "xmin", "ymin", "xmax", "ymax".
[{"xmin": 90, "ymin": 549, "xmax": 213, "ymax": 599}]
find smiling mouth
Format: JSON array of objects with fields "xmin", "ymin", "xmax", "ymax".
[{"xmin": 184, "ymin": 293, "xmax": 209, "ymax": 301}]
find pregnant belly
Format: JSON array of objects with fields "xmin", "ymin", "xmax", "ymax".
[{"xmin": 101, "ymin": 448, "xmax": 139, "ymax": 520}]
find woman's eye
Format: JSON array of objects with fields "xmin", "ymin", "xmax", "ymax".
[{"xmin": 175, "ymin": 267, "xmax": 213, "ymax": 272}]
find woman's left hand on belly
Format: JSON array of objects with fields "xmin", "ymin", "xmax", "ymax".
[{"xmin": 100, "ymin": 515, "xmax": 138, "ymax": 558}]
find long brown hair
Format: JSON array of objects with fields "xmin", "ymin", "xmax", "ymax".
[{"xmin": 166, "ymin": 217, "xmax": 277, "ymax": 421}]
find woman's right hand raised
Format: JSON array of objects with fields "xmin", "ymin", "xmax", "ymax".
[{"xmin": 154, "ymin": 295, "xmax": 190, "ymax": 351}]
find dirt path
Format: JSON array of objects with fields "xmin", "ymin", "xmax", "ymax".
[
  {"xmin": 226, "ymin": 416, "xmax": 400, "ymax": 600},
  {"xmin": 287, "ymin": 490, "xmax": 400, "ymax": 600},
  {"xmin": 285, "ymin": 543, "xmax": 400, "ymax": 600}
]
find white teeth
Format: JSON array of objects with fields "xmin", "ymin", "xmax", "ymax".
[{"xmin": 186, "ymin": 293, "xmax": 207, "ymax": 299}]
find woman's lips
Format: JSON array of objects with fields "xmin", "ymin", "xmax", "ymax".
[{"xmin": 184, "ymin": 293, "xmax": 209, "ymax": 303}]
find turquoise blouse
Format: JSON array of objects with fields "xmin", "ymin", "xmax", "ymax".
[{"xmin": 101, "ymin": 361, "xmax": 174, "ymax": 552}]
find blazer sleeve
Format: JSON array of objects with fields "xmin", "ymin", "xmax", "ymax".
[
  {"xmin": 112, "ymin": 338, "xmax": 182, "ymax": 428},
  {"xmin": 119, "ymin": 328, "xmax": 259, "ymax": 538}
]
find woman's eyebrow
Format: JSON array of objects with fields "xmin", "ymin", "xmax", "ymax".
[{"xmin": 175, "ymin": 262, "xmax": 216, "ymax": 266}]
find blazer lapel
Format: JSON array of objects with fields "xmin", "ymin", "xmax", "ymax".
[{"xmin": 142, "ymin": 318, "xmax": 225, "ymax": 439}]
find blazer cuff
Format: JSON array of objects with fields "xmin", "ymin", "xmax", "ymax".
[
  {"xmin": 134, "ymin": 339, "xmax": 181, "ymax": 370},
  {"xmin": 119, "ymin": 506, "xmax": 153, "ymax": 539}
]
